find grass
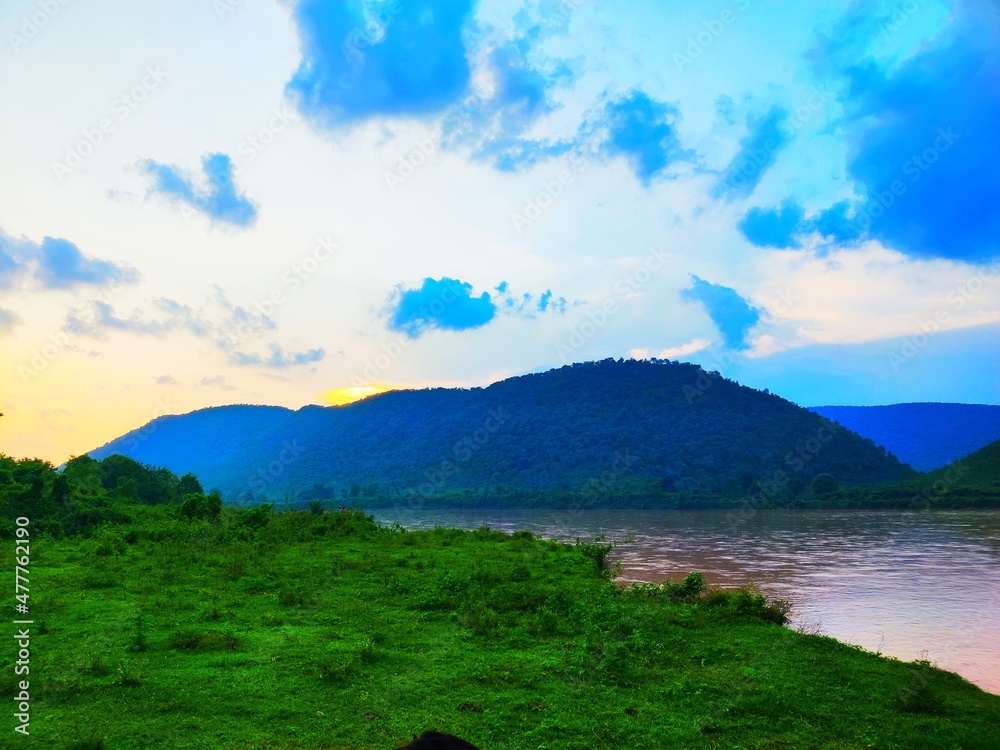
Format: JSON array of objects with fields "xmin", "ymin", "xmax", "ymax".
[{"xmin": 2, "ymin": 507, "xmax": 999, "ymax": 749}]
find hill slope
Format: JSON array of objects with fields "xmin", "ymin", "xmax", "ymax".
[
  {"xmin": 810, "ymin": 403, "xmax": 1000, "ymax": 471},
  {"xmin": 926, "ymin": 440, "xmax": 1000, "ymax": 488},
  {"xmin": 90, "ymin": 359, "xmax": 914, "ymax": 502}
]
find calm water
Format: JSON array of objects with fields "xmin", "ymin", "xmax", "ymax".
[{"xmin": 373, "ymin": 508, "xmax": 1000, "ymax": 694}]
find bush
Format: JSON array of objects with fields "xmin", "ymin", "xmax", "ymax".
[
  {"xmin": 898, "ymin": 673, "xmax": 946, "ymax": 714},
  {"xmin": 706, "ymin": 587, "xmax": 791, "ymax": 625},
  {"xmin": 577, "ymin": 539, "xmax": 615, "ymax": 575}
]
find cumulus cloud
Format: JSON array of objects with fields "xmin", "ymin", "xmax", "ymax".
[
  {"xmin": 387, "ymin": 277, "xmax": 496, "ymax": 337},
  {"xmin": 758, "ymin": 1, "xmax": 1000, "ymax": 262},
  {"xmin": 286, "ymin": 0, "xmax": 474, "ymax": 126},
  {"xmin": 154, "ymin": 374, "xmax": 180, "ymax": 385},
  {"xmin": 441, "ymin": 15, "xmax": 579, "ymax": 171},
  {"xmin": 681, "ymin": 275, "xmax": 761, "ymax": 350},
  {"xmin": 739, "ymin": 200, "xmax": 806, "ymax": 248},
  {"xmin": 0, "ymin": 228, "xmax": 138, "ymax": 290},
  {"xmin": 142, "ymin": 153, "xmax": 257, "ymax": 227},
  {"xmin": 592, "ymin": 90, "xmax": 691, "ymax": 185},
  {"xmin": 494, "ymin": 282, "xmax": 567, "ymax": 316},
  {"xmin": 385, "ymin": 276, "xmax": 568, "ymax": 337},
  {"xmin": 538, "ymin": 289, "xmax": 566, "ymax": 313},
  {"xmin": 35, "ymin": 238, "xmax": 138, "ymax": 288},
  {"xmin": 739, "ymin": 199, "xmax": 862, "ymax": 248}
]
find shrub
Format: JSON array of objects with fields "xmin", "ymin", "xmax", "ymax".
[
  {"xmin": 898, "ymin": 673, "xmax": 946, "ymax": 715},
  {"xmin": 577, "ymin": 539, "xmax": 616, "ymax": 575},
  {"xmin": 706, "ymin": 587, "xmax": 791, "ymax": 625}
]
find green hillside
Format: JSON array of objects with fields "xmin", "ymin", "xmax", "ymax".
[{"xmin": 926, "ymin": 439, "xmax": 1000, "ymax": 488}]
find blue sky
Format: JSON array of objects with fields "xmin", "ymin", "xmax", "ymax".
[{"xmin": 0, "ymin": 0, "xmax": 997, "ymax": 461}]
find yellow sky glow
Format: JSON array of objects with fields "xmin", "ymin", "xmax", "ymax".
[{"xmin": 319, "ymin": 385, "xmax": 393, "ymax": 406}]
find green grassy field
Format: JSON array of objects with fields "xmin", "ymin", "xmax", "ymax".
[{"xmin": 3, "ymin": 507, "xmax": 999, "ymax": 749}]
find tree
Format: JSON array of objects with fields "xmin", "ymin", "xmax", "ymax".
[
  {"xmin": 180, "ymin": 491, "xmax": 223, "ymax": 521},
  {"xmin": 811, "ymin": 473, "xmax": 839, "ymax": 496},
  {"xmin": 179, "ymin": 473, "xmax": 204, "ymax": 496}
]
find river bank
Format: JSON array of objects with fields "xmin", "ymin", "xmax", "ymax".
[{"xmin": 3, "ymin": 505, "xmax": 999, "ymax": 748}]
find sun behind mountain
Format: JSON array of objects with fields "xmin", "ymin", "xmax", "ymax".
[{"xmin": 319, "ymin": 384, "xmax": 392, "ymax": 406}]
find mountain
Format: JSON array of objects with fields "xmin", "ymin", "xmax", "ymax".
[
  {"xmin": 810, "ymin": 404, "xmax": 1000, "ymax": 472},
  {"xmin": 89, "ymin": 359, "xmax": 914, "ymax": 503},
  {"xmin": 925, "ymin": 440, "xmax": 1000, "ymax": 488}
]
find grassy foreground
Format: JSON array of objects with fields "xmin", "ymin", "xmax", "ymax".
[{"xmin": 3, "ymin": 507, "xmax": 999, "ymax": 749}]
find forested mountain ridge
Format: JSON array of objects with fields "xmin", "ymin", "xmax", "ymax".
[
  {"xmin": 810, "ymin": 403, "xmax": 1000, "ymax": 471},
  {"xmin": 88, "ymin": 359, "xmax": 913, "ymax": 503}
]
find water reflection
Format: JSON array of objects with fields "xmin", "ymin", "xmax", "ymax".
[{"xmin": 373, "ymin": 508, "xmax": 1000, "ymax": 694}]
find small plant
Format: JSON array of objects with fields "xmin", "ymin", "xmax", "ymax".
[
  {"xmin": 56, "ymin": 728, "xmax": 106, "ymax": 750},
  {"xmin": 129, "ymin": 613, "xmax": 148, "ymax": 653},
  {"xmin": 88, "ymin": 654, "xmax": 113, "ymax": 677},
  {"xmin": 463, "ymin": 604, "xmax": 501, "ymax": 637},
  {"xmin": 166, "ymin": 629, "xmax": 203, "ymax": 650},
  {"xmin": 198, "ymin": 605, "xmax": 223, "ymax": 622},
  {"xmin": 116, "ymin": 661, "xmax": 141, "ymax": 687},
  {"xmin": 317, "ymin": 656, "xmax": 356, "ymax": 684},
  {"xmin": 356, "ymin": 635, "xmax": 379, "ymax": 664},
  {"xmin": 277, "ymin": 588, "xmax": 307, "ymax": 607}
]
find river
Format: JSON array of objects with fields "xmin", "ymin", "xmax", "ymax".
[{"xmin": 372, "ymin": 507, "xmax": 1000, "ymax": 695}]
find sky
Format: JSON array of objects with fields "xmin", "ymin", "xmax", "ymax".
[{"xmin": 1, "ymin": 0, "xmax": 998, "ymax": 463}]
